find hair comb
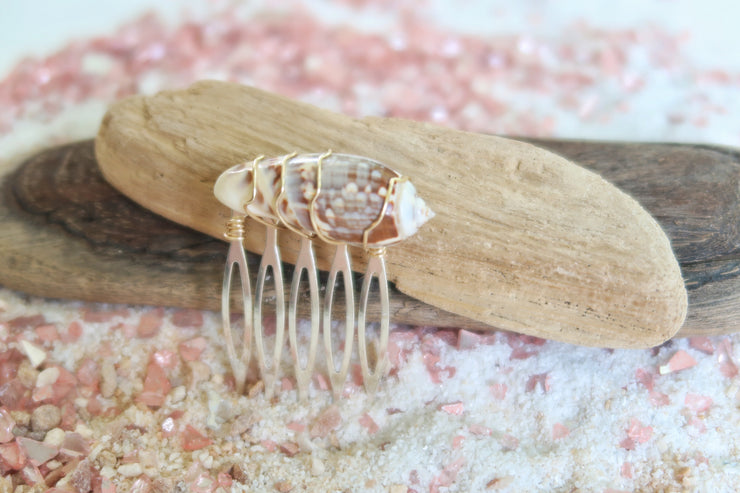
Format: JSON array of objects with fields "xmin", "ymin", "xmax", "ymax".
[{"xmin": 214, "ymin": 151, "xmax": 434, "ymax": 399}]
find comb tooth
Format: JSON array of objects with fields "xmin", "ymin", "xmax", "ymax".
[
  {"xmin": 289, "ymin": 237, "xmax": 321, "ymax": 400},
  {"xmin": 221, "ymin": 214, "xmax": 252, "ymax": 394},
  {"xmin": 357, "ymin": 252, "xmax": 390, "ymax": 396},
  {"xmin": 323, "ymin": 244, "xmax": 355, "ymax": 399},
  {"xmin": 254, "ymin": 226, "xmax": 286, "ymax": 399}
]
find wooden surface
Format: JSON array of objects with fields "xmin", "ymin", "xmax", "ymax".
[
  {"xmin": 1, "ymin": 137, "xmax": 736, "ymax": 344},
  {"xmin": 525, "ymin": 139, "xmax": 740, "ymax": 338},
  {"xmin": 91, "ymin": 81, "xmax": 687, "ymax": 348}
]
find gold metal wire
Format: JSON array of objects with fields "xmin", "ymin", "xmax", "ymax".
[
  {"xmin": 362, "ymin": 175, "xmax": 408, "ymax": 251},
  {"xmin": 309, "ymin": 150, "xmax": 349, "ymax": 246},
  {"xmin": 247, "ymin": 155, "xmax": 283, "ymax": 229},
  {"xmin": 224, "ymin": 214, "xmax": 247, "ymax": 241},
  {"xmin": 243, "ymin": 155, "xmax": 265, "ymax": 209},
  {"xmin": 275, "ymin": 152, "xmax": 315, "ymax": 239}
]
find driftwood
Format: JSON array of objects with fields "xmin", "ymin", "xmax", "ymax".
[
  {"xmin": 2, "ymin": 136, "xmax": 737, "ymax": 346},
  {"xmin": 89, "ymin": 81, "xmax": 688, "ymax": 348},
  {"xmin": 1, "ymin": 140, "xmax": 486, "ymax": 331}
]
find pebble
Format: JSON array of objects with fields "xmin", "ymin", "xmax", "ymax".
[
  {"xmin": 137, "ymin": 310, "xmax": 163, "ymax": 338},
  {"xmin": 310, "ymin": 405, "xmax": 342, "ymax": 438},
  {"xmin": 75, "ymin": 423, "xmax": 93, "ymax": 439},
  {"xmin": 36, "ymin": 367, "xmax": 61, "ymax": 387},
  {"xmin": 170, "ymin": 385, "xmax": 186, "ymax": 403},
  {"xmin": 17, "ymin": 436, "xmax": 58, "ymax": 465},
  {"xmin": 19, "ymin": 340, "xmax": 46, "ymax": 368},
  {"xmin": 27, "ymin": 430, "xmax": 46, "ymax": 441},
  {"xmin": 278, "ymin": 441, "xmax": 300, "ymax": 457},
  {"xmin": 230, "ymin": 412, "xmax": 257, "ymax": 436},
  {"xmin": 31, "ymin": 404, "xmax": 61, "ymax": 432},
  {"xmin": 247, "ymin": 380, "xmax": 264, "ymax": 398},
  {"xmin": 187, "ymin": 361, "xmax": 211, "ymax": 388},
  {"xmin": 0, "ymin": 408, "xmax": 15, "ymax": 443},
  {"xmin": 178, "ymin": 336, "xmax": 207, "ymax": 361},
  {"xmin": 100, "ymin": 360, "xmax": 117, "ymax": 398},
  {"xmin": 9, "ymin": 410, "xmax": 29, "ymax": 427},
  {"xmin": 118, "ymin": 462, "xmax": 143, "ymax": 477},
  {"xmin": 274, "ymin": 480, "xmax": 293, "ymax": 492},
  {"xmin": 97, "ymin": 450, "xmax": 117, "ymax": 468},
  {"xmin": 71, "ymin": 460, "xmax": 96, "ymax": 492},
  {"xmin": 172, "ymin": 309, "xmax": 204, "ymax": 328},
  {"xmin": 231, "ymin": 463, "xmax": 250, "ymax": 483},
  {"xmin": 310, "ymin": 456, "xmax": 325, "ymax": 476},
  {"xmin": 182, "ymin": 425, "xmax": 212, "ymax": 451},
  {"xmin": 17, "ymin": 360, "xmax": 40, "ymax": 388}
]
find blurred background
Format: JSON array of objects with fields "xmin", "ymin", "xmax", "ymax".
[{"xmin": 1, "ymin": 0, "xmax": 739, "ymax": 159}]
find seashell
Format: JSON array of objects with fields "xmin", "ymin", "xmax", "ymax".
[{"xmin": 214, "ymin": 153, "xmax": 434, "ymax": 247}]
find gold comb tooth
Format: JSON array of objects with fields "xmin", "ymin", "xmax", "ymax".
[
  {"xmin": 253, "ymin": 225, "xmax": 286, "ymax": 400},
  {"xmin": 323, "ymin": 244, "xmax": 355, "ymax": 399},
  {"xmin": 288, "ymin": 236, "xmax": 321, "ymax": 400},
  {"xmin": 357, "ymin": 250, "xmax": 390, "ymax": 396},
  {"xmin": 221, "ymin": 212, "xmax": 252, "ymax": 394}
]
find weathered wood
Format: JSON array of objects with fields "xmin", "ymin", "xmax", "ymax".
[
  {"xmin": 1, "ymin": 137, "xmax": 736, "ymax": 343},
  {"xmin": 527, "ymin": 139, "xmax": 740, "ymax": 338},
  {"xmin": 0, "ymin": 141, "xmax": 490, "ymax": 331},
  {"xmin": 92, "ymin": 81, "xmax": 687, "ymax": 348}
]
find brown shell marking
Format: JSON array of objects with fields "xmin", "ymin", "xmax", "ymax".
[{"xmin": 214, "ymin": 153, "xmax": 433, "ymax": 247}]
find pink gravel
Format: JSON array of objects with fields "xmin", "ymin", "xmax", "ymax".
[{"xmin": 1, "ymin": 1, "xmax": 739, "ymax": 491}]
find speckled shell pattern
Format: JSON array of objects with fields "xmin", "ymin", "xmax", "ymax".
[{"xmin": 234, "ymin": 153, "xmax": 405, "ymax": 247}]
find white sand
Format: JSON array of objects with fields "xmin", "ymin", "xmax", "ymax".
[{"xmin": 1, "ymin": 2, "xmax": 739, "ymax": 492}]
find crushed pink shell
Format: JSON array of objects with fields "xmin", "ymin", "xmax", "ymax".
[{"xmin": 2, "ymin": 1, "xmax": 740, "ymax": 491}]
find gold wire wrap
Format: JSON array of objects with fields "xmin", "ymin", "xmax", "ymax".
[
  {"xmin": 276, "ymin": 152, "xmax": 315, "ymax": 239},
  {"xmin": 245, "ymin": 155, "xmax": 265, "ymax": 207},
  {"xmin": 248, "ymin": 155, "xmax": 283, "ymax": 229},
  {"xmin": 308, "ymin": 150, "xmax": 346, "ymax": 246},
  {"xmin": 224, "ymin": 214, "xmax": 247, "ymax": 241}
]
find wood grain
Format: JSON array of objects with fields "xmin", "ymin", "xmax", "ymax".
[
  {"xmin": 1, "ymin": 142, "xmax": 223, "ymax": 313},
  {"xmin": 92, "ymin": 81, "xmax": 687, "ymax": 348},
  {"xmin": 1, "ymin": 140, "xmax": 490, "ymax": 331},
  {"xmin": 526, "ymin": 139, "xmax": 740, "ymax": 337},
  {"xmin": 1, "ymin": 138, "xmax": 736, "ymax": 344}
]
